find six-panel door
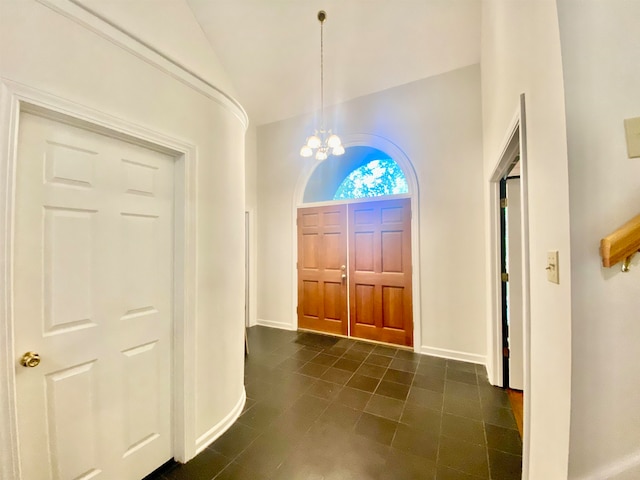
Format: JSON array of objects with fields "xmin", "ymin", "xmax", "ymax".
[
  {"xmin": 349, "ymin": 198, "xmax": 413, "ymax": 347},
  {"xmin": 297, "ymin": 205, "xmax": 348, "ymax": 335},
  {"xmin": 13, "ymin": 113, "xmax": 174, "ymax": 479}
]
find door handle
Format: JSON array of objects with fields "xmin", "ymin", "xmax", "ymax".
[
  {"xmin": 20, "ymin": 351, "xmax": 41, "ymax": 368},
  {"xmin": 341, "ymin": 273, "xmax": 347, "ymax": 280}
]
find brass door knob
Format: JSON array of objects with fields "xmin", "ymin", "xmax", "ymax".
[{"xmin": 20, "ymin": 351, "xmax": 41, "ymax": 368}]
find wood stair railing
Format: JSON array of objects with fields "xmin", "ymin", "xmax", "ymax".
[{"xmin": 600, "ymin": 213, "xmax": 640, "ymax": 272}]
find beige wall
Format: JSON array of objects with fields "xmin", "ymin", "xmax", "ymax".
[
  {"xmin": 0, "ymin": 0, "xmax": 246, "ymax": 469},
  {"xmin": 75, "ymin": 0, "xmax": 237, "ymax": 97},
  {"xmin": 245, "ymin": 125, "xmax": 259, "ymax": 327},
  {"xmin": 257, "ymin": 64, "xmax": 487, "ymax": 360},
  {"xmin": 557, "ymin": 1, "xmax": 640, "ymax": 478},
  {"xmin": 481, "ymin": 1, "xmax": 572, "ymax": 478}
]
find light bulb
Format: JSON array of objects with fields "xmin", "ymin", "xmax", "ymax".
[
  {"xmin": 307, "ymin": 135, "xmax": 321, "ymax": 149},
  {"xmin": 300, "ymin": 145, "xmax": 313, "ymax": 157},
  {"xmin": 332, "ymin": 145, "xmax": 345, "ymax": 156},
  {"xmin": 316, "ymin": 150, "xmax": 328, "ymax": 161},
  {"xmin": 327, "ymin": 134, "xmax": 342, "ymax": 148}
]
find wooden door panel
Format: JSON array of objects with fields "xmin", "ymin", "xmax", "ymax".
[
  {"xmin": 349, "ymin": 198, "xmax": 413, "ymax": 347},
  {"xmin": 354, "ymin": 284, "xmax": 376, "ymax": 326},
  {"xmin": 381, "ymin": 205, "xmax": 404, "ymax": 223},
  {"xmin": 301, "ymin": 233, "xmax": 319, "ymax": 268},
  {"xmin": 323, "ymin": 233, "xmax": 343, "ymax": 269},
  {"xmin": 302, "ymin": 281, "xmax": 320, "ymax": 317},
  {"xmin": 354, "ymin": 232, "xmax": 375, "ymax": 271},
  {"xmin": 297, "ymin": 205, "xmax": 348, "ymax": 335},
  {"xmin": 382, "ymin": 286, "xmax": 405, "ymax": 329},
  {"xmin": 381, "ymin": 231, "xmax": 403, "ymax": 272}
]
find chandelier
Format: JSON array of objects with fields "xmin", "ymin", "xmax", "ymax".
[{"xmin": 300, "ymin": 10, "xmax": 344, "ymax": 160}]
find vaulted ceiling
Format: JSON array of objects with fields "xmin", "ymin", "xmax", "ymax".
[{"xmin": 186, "ymin": 0, "xmax": 481, "ymax": 126}]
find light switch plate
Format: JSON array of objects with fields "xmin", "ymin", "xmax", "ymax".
[
  {"xmin": 547, "ymin": 251, "xmax": 559, "ymax": 284},
  {"xmin": 624, "ymin": 117, "xmax": 640, "ymax": 158}
]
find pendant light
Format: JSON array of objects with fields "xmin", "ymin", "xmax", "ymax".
[{"xmin": 300, "ymin": 10, "xmax": 344, "ymax": 160}]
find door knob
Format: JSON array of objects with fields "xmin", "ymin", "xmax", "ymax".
[
  {"xmin": 20, "ymin": 351, "xmax": 41, "ymax": 368},
  {"xmin": 341, "ymin": 274, "xmax": 347, "ymax": 280}
]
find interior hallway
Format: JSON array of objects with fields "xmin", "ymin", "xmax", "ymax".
[{"xmin": 147, "ymin": 326, "xmax": 522, "ymax": 479}]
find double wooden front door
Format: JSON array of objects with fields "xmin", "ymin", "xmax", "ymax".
[{"xmin": 297, "ymin": 198, "xmax": 413, "ymax": 347}]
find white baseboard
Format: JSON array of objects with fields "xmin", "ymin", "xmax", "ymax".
[
  {"xmin": 420, "ymin": 346, "xmax": 486, "ymax": 365},
  {"xmin": 578, "ymin": 449, "xmax": 640, "ymax": 480},
  {"xmin": 194, "ymin": 388, "xmax": 246, "ymax": 455},
  {"xmin": 256, "ymin": 318, "xmax": 297, "ymax": 331}
]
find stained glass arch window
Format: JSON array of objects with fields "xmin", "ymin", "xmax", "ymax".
[{"xmin": 333, "ymin": 158, "xmax": 408, "ymax": 200}]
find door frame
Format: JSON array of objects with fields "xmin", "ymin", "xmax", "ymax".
[
  {"xmin": 293, "ymin": 133, "xmax": 422, "ymax": 352},
  {"xmin": 0, "ymin": 79, "xmax": 198, "ymax": 479},
  {"xmin": 487, "ymin": 94, "xmax": 531, "ymax": 475}
]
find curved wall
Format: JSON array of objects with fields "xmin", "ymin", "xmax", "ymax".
[{"xmin": 0, "ymin": 0, "xmax": 247, "ymax": 468}]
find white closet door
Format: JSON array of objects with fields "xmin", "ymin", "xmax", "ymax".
[{"xmin": 14, "ymin": 113, "xmax": 174, "ymax": 480}]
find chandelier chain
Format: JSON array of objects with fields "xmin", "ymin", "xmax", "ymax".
[
  {"xmin": 299, "ymin": 10, "xmax": 343, "ymax": 160},
  {"xmin": 320, "ymin": 14, "xmax": 324, "ymax": 130}
]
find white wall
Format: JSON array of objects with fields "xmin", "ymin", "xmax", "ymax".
[
  {"xmin": 557, "ymin": 1, "xmax": 640, "ymax": 478},
  {"xmin": 245, "ymin": 126, "xmax": 259, "ymax": 327},
  {"xmin": 481, "ymin": 1, "xmax": 572, "ymax": 478},
  {"xmin": 0, "ymin": 0, "xmax": 246, "ymax": 468},
  {"xmin": 257, "ymin": 64, "xmax": 487, "ymax": 360},
  {"xmin": 75, "ymin": 0, "xmax": 237, "ymax": 98}
]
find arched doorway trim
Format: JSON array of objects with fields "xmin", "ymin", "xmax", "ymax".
[
  {"xmin": 294, "ymin": 133, "xmax": 419, "ymax": 204},
  {"xmin": 291, "ymin": 134, "xmax": 422, "ymax": 352}
]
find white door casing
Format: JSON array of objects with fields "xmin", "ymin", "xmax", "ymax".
[
  {"xmin": 488, "ymin": 94, "xmax": 531, "ymax": 478},
  {"xmin": 14, "ymin": 113, "xmax": 174, "ymax": 479},
  {"xmin": 506, "ymin": 177, "xmax": 524, "ymax": 390}
]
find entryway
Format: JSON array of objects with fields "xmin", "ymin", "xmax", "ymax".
[
  {"xmin": 297, "ymin": 197, "xmax": 413, "ymax": 347},
  {"xmin": 13, "ymin": 112, "xmax": 175, "ymax": 479},
  {"xmin": 500, "ymin": 168, "xmax": 524, "ymax": 390},
  {"xmin": 488, "ymin": 95, "xmax": 530, "ymax": 453}
]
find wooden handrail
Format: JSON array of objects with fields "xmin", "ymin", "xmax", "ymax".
[{"xmin": 600, "ymin": 213, "xmax": 640, "ymax": 271}]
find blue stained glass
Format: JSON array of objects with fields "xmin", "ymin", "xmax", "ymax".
[{"xmin": 333, "ymin": 158, "xmax": 408, "ymax": 200}]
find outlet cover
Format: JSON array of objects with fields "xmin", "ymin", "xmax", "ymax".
[
  {"xmin": 624, "ymin": 117, "xmax": 640, "ymax": 158},
  {"xmin": 547, "ymin": 251, "xmax": 559, "ymax": 284}
]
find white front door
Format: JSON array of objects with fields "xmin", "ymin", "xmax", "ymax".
[
  {"xmin": 13, "ymin": 113, "xmax": 174, "ymax": 480},
  {"xmin": 506, "ymin": 177, "xmax": 524, "ymax": 390}
]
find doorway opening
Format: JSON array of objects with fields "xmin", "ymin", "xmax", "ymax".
[
  {"xmin": 488, "ymin": 94, "xmax": 530, "ymax": 455},
  {"xmin": 295, "ymin": 137, "xmax": 419, "ymax": 349},
  {"xmin": 500, "ymin": 161, "xmax": 523, "ymax": 391}
]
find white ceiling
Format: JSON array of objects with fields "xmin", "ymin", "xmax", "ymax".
[{"xmin": 186, "ymin": 0, "xmax": 481, "ymax": 126}]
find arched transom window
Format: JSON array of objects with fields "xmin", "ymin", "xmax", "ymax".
[
  {"xmin": 303, "ymin": 146, "xmax": 410, "ymax": 204},
  {"xmin": 334, "ymin": 158, "xmax": 408, "ymax": 200}
]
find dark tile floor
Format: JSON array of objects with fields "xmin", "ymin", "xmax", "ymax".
[{"xmin": 147, "ymin": 326, "xmax": 522, "ymax": 480}]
